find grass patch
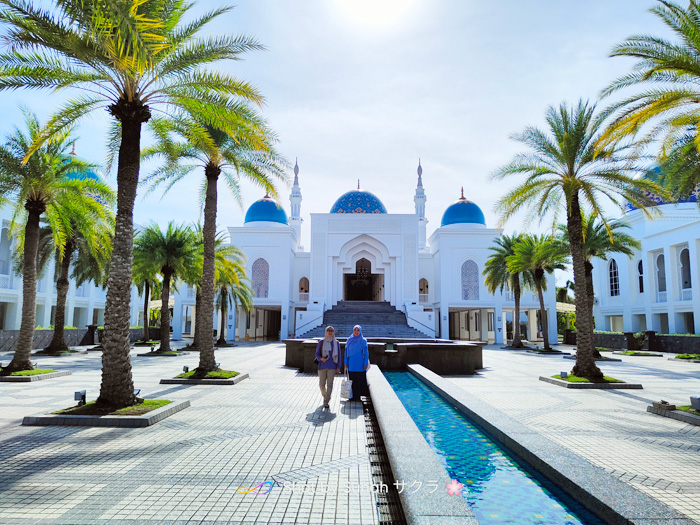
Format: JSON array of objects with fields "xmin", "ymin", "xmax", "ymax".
[
  {"xmin": 53, "ymin": 399, "xmax": 171, "ymax": 416},
  {"xmin": 675, "ymin": 354, "xmax": 700, "ymax": 360},
  {"xmin": 34, "ymin": 349, "xmax": 80, "ymax": 356},
  {"xmin": 677, "ymin": 406, "xmax": 700, "ymax": 416},
  {"xmin": 1, "ymin": 368, "xmax": 56, "ymax": 376},
  {"xmin": 596, "ymin": 347, "xmax": 614, "ymax": 352},
  {"xmin": 176, "ymin": 369, "xmax": 239, "ymax": 379},
  {"xmin": 553, "ymin": 374, "xmax": 624, "ymax": 383},
  {"xmin": 620, "ymin": 351, "xmax": 658, "ymax": 356}
]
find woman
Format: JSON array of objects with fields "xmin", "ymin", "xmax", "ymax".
[
  {"xmin": 316, "ymin": 326, "xmax": 341, "ymax": 409},
  {"xmin": 344, "ymin": 324, "xmax": 369, "ymax": 402}
]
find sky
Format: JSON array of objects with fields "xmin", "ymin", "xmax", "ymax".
[{"xmin": 0, "ymin": 1, "xmax": 665, "ymax": 270}]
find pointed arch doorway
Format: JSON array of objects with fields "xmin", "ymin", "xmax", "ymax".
[{"xmin": 343, "ymin": 258, "xmax": 384, "ymax": 301}]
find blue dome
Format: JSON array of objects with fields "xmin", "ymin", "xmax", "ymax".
[
  {"xmin": 330, "ymin": 189, "xmax": 387, "ymax": 214},
  {"xmin": 244, "ymin": 196, "xmax": 288, "ymax": 225},
  {"xmin": 441, "ymin": 193, "xmax": 486, "ymax": 227},
  {"xmin": 624, "ymin": 166, "xmax": 699, "ymax": 212},
  {"xmin": 65, "ymin": 168, "xmax": 101, "ymax": 182}
]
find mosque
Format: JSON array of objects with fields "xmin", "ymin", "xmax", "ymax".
[{"xmin": 172, "ymin": 161, "xmax": 557, "ymax": 343}]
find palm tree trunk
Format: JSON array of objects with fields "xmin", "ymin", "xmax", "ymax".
[
  {"xmin": 4, "ymin": 202, "xmax": 44, "ymax": 373},
  {"xmin": 192, "ymin": 286, "xmax": 201, "ymax": 349},
  {"xmin": 159, "ymin": 271, "xmax": 172, "ymax": 352},
  {"xmin": 217, "ymin": 292, "xmax": 227, "ymax": 346},
  {"xmin": 45, "ymin": 241, "xmax": 73, "ymax": 353},
  {"xmin": 584, "ymin": 262, "xmax": 602, "ymax": 359},
  {"xmin": 512, "ymin": 278, "xmax": 523, "ymax": 348},
  {"xmin": 142, "ymin": 280, "xmax": 150, "ymax": 342},
  {"xmin": 198, "ymin": 166, "xmax": 219, "ymax": 371},
  {"xmin": 98, "ymin": 103, "xmax": 150, "ymax": 407},
  {"xmin": 534, "ymin": 274, "xmax": 550, "ymax": 349},
  {"xmin": 568, "ymin": 194, "xmax": 603, "ymax": 380}
]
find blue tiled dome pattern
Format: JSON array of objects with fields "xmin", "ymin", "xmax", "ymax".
[
  {"xmin": 330, "ymin": 190, "xmax": 387, "ymax": 214},
  {"xmin": 244, "ymin": 196, "xmax": 288, "ymax": 225},
  {"xmin": 624, "ymin": 166, "xmax": 699, "ymax": 212},
  {"xmin": 441, "ymin": 198, "xmax": 486, "ymax": 226}
]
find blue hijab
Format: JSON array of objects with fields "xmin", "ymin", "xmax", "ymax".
[{"xmin": 345, "ymin": 324, "xmax": 368, "ymax": 361}]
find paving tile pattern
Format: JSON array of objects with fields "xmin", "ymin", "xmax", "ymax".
[
  {"xmin": 448, "ymin": 346, "xmax": 700, "ymax": 523},
  {"xmin": 0, "ymin": 343, "xmax": 380, "ymax": 524}
]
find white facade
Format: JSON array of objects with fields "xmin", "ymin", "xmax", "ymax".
[
  {"xmin": 173, "ymin": 162, "xmax": 559, "ymax": 343},
  {"xmin": 593, "ymin": 201, "xmax": 700, "ymax": 335}
]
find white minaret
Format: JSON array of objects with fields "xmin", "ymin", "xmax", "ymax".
[
  {"xmin": 289, "ymin": 158, "xmax": 303, "ymax": 248},
  {"xmin": 414, "ymin": 159, "xmax": 428, "ymax": 249}
]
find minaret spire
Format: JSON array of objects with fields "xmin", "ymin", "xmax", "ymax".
[
  {"xmin": 414, "ymin": 159, "xmax": 428, "ymax": 250},
  {"xmin": 289, "ymin": 157, "xmax": 303, "ymax": 249}
]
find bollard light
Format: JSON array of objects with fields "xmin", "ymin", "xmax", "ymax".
[
  {"xmin": 183, "ymin": 366, "xmax": 189, "ymax": 373},
  {"xmin": 74, "ymin": 390, "xmax": 86, "ymax": 406},
  {"xmin": 560, "ymin": 372, "xmax": 568, "ymax": 379}
]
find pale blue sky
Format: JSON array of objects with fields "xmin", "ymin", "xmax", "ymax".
[{"xmin": 0, "ymin": 1, "xmax": 663, "ymax": 249}]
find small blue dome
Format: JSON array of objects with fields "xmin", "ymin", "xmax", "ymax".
[
  {"xmin": 330, "ymin": 189, "xmax": 387, "ymax": 214},
  {"xmin": 65, "ymin": 168, "xmax": 101, "ymax": 182},
  {"xmin": 244, "ymin": 196, "xmax": 288, "ymax": 225},
  {"xmin": 624, "ymin": 166, "xmax": 699, "ymax": 212},
  {"xmin": 441, "ymin": 192, "xmax": 486, "ymax": 227}
]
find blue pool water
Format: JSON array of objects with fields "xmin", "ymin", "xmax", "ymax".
[{"xmin": 384, "ymin": 371, "xmax": 604, "ymax": 525}]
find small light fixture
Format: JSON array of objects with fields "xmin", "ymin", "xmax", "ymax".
[
  {"xmin": 74, "ymin": 390, "xmax": 86, "ymax": 406},
  {"xmin": 560, "ymin": 372, "xmax": 568, "ymax": 379},
  {"xmin": 183, "ymin": 366, "xmax": 189, "ymax": 373},
  {"xmin": 134, "ymin": 388, "xmax": 141, "ymax": 397}
]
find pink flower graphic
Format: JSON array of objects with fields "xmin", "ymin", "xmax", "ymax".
[{"xmin": 445, "ymin": 479, "xmax": 463, "ymax": 496}]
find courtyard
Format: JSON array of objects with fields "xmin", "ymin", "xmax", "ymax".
[{"xmin": 1, "ymin": 342, "xmax": 699, "ymax": 524}]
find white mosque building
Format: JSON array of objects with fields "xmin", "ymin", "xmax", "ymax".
[{"xmin": 172, "ymin": 161, "xmax": 558, "ymax": 343}]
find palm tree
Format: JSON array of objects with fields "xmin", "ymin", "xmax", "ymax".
[
  {"xmin": 507, "ymin": 234, "xmax": 568, "ymax": 350},
  {"xmin": 214, "ymin": 247, "xmax": 252, "ymax": 347},
  {"xmin": 142, "ymin": 114, "xmax": 286, "ymax": 370},
  {"xmin": 132, "ymin": 241, "xmax": 161, "ymax": 344},
  {"xmin": 492, "ymin": 100, "xmax": 660, "ymax": 380},
  {"xmin": 657, "ymin": 136, "xmax": 700, "ymax": 205},
  {"xmin": 0, "ymin": 0, "xmax": 264, "ymax": 406},
  {"xmin": 602, "ymin": 0, "xmax": 700, "ymax": 200},
  {"xmin": 0, "ymin": 111, "xmax": 113, "ymax": 372},
  {"xmin": 557, "ymin": 213, "xmax": 640, "ymax": 327},
  {"xmin": 483, "ymin": 233, "xmax": 530, "ymax": 348},
  {"xmin": 556, "ymin": 280, "xmax": 575, "ymax": 303},
  {"xmin": 133, "ymin": 223, "xmax": 198, "ymax": 353}
]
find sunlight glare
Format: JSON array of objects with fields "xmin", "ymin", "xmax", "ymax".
[{"xmin": 336, "ymin": 0, "xmax": 417, "ymax": 27}]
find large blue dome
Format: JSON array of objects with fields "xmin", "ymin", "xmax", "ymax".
[
  {"xmin": 244, "ymin": 196, "xmax": 288, "ymax": 225},
  {"xmin": 330, "ymin": 189, "xmax": 387, "ymax": 214},
  {"xmin": 441, "ymin": 192, "xmax": 486, "ymax": 227}
]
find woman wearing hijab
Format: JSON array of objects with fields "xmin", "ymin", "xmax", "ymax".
[
  {"xmin": 344, "ymin": 324, "xmax": 369, "ymax": 402},
  {"xmin": 316, "ymin": 326, "xmax": 341, "ymax": 408}
]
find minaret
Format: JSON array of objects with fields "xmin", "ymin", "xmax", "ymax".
[
  {"xmin": 289, "ymin": 158, "xmax": 303, "ymax": 247},
  {"xmin": 414, "ymin": 159, "xmax": 428, "ymax": 249}
]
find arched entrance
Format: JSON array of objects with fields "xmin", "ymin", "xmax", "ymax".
[{"xmin": 344, "ymin": 258, "xmax": 384, "ymax": 301}]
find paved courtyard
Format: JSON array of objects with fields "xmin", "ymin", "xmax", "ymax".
[{"xmin": 0, "ymin": 342, "xmax": 699, "ymax": 523}]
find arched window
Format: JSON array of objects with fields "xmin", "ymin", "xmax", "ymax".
[
  {"xmin": 298, "ymin": 277, "xmax": 309, "ymax": 301},
  {"xmin": 461, "ymin": 260, "xmax": 479, "ymax": 300},
  {"xmin": 609, "ymin": 259, "xmax": 620, "ymax": 296},
  {"xmin": 680, "ymin": 248, "xmax": 692, "ymax": 290},
  {"xmin": 419, "ymin": 278, "xmax": 429, "ymax": 303},
  {"xmin": 251, "ymin": 258, "xmax": 269, "ymax": 298},
  {"xmin": 637, "ymin": 260, "xmax": 644, "ymax": 294},
  {"xmin": 656, "ymin": 253, "xmax": 666, "ymax": 293},
  {"xmin": 0, "ymin": 226, "xmax": 10, "ymax": 275}
]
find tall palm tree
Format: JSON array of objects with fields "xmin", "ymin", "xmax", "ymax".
[
  {"xmin": 0, "ymin": 111, "xmax": 113, "ymax": 372},
  {"xmin": 507, "ymin": 234, "xmax": 568, "ymax": 350},
  {"xmin": 132, "ymin": 240, "xmax": 161, "ymax": 344},
  {"xmin": 557, "ymin": 213, "xmax": 640, "ymax": 328},
  {"xmin": 142, "ymin": 114, "xmax": 286, "ymax": 370},
  {"xmin": 602, "ymin": 0, "xmax": 700, "ymax": 200},
  {"xmin": 657, "ymin": 136, "xmax": 700, "ymax": 206},
  {"xmin": 483, "ymin": 233, "xmax": 530, "ymax": 348},
  {"xmin": 214, "ymin": 247, "xmax": 252, "ymax": 347},
  {"xmin": 492, "ymin": 100, "xmax": 660, "ymax": 380},
  {"xmin": 133, "ymin": 223, "xmax": 198, "ymax": 353},
  {"xmin": 0, "ymin": 0, "xmax": 264, "ymax": 406}
]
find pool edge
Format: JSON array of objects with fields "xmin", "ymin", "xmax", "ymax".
[
  {"xmin": 407, "ymin": 364, "xmax": 691, "ymax": 525},
  {"xmin": 367, "ymin": 366, "xmax": 478, "ymax": 525}
]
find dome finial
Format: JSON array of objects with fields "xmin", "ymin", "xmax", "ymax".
[
  {"xmin": 460, "ymin": 187, "xmax": 465, "ymax": 200},
  {"xmin": 264, "ymin": 190, "xmax": 270, "ymax": 199},
  {"xmin": 357, "ymin": 179, "xmax": 360, "ymax": 190},
  {"xmin": 417, "ymin": 158, "xmax": 422, "ymax": 177},
  {"xmin": 70, "ymin": 142, "xmax": 77, "ymax": 155}
]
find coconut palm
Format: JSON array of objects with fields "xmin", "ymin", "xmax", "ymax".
[
  {"xmin": 483, "ymin": 233, "xmax": 530, "ymax": 348},
  {"xmin": 557, "ymin": 213, "xmax": 640, "ymax": 325},
  {"xmin": 0, "ymin": 111, "xmax": 113, "ymax": 372},
  {"xmin": 602, "ymin": 0, "xmax": 700, "ymax": 195},
  {"xmin": 0, "ymin": 0, "xmax": 264, "ymax": 406},
  {"xmin": 133, "ymin": 223, "xmax": 199, "ymax": 353},
  {"xmin": 507, "ymin": 234, "xmax": 568, "ymax": 350},
  {"xmin": 141, "ymin": 114, "xmax": 286, "ymax": 370},
  {"xmin": 492, "ymin": 100, "xmax": 661, "ymax": 380},
  {"xmin": 214, "ymin": 247, "xmax": 252, "ymax": 347}
]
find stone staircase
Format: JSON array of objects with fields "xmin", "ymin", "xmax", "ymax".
[{"xmin": 298, "ymin": 301, "xmax": 430, "ymax": 338}]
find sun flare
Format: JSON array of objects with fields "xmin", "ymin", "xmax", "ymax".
[{"xmin": 336, "ymin": 0, "xmax": 417, "ymax": 27}]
